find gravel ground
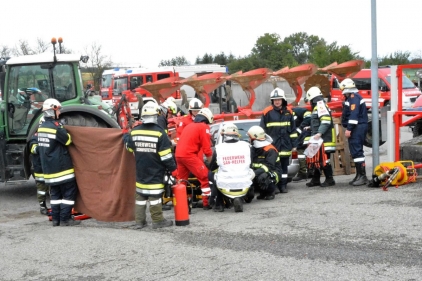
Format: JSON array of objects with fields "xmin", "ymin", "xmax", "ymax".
[{"xmin": 0, "ymin": 128, "xmax": 420, "ymax": 281}]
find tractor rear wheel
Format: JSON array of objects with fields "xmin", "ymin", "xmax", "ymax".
[
  {"xmin": 364, "ymin": 120, "xmax": 386, "ymax": 148},
  {"xmin": 62, "ymin": 113, "xmax": 108, "ymax": 128}
]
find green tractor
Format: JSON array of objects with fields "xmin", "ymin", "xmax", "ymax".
[{"xmin": 0, "ymin": 38, "xmax": 119, "ymax": 183}]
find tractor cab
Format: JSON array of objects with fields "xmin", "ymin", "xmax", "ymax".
[{"xmin": 3, "ymin": 58, "xmax": 79, "ymax": 137}]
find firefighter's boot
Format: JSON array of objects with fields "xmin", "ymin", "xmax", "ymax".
[
  {"xmin": 233, "ymin": 197, "xmax": 243, "ymax": 213},
  {"xmin": 353, "ymin": 162, "xmax": 369, "ymax": 186},
  {"xmin": 292, "ymin": 173, "xmax": 307, "ymax": 182},
  {"xmin": 36, "ymin": 182, "xmax": 49, "ymax": 215},
  {"xmin": 202, "ymin": 195, "xmax": 212, "ymax": 210},
  {"xmin": 152, "ymin": 219, "xmax": 173, "ymax": 229},
  {"xmin": 213, "ymin": 190, "xmax": 224, "ymax": 212},
  {"xmin": 293, "ymin": 157, "xmax": 308, "ymax": 182},
  {"xmin": 61, "ymin": 219, "xmax": 81, "ymax": 226},
  {"xmin": 135, "ymin": 194, "xmax": 147, "ymax": 229},
  {"xmin": 321, "ymin": 164, "xmax": 336, "ymax": 187},
  {"xmin": 39, "ymin": 201, "xmax": 48, "ymax": 215},
  {"xmin": 306, "ymin": 169, "xmax": 321, "ymax": 187},
  {"xmin": 348, "ymin": 164, "xmax": 360, "ymax": 185},
  {"xmin": 162, "ymin": 203, "xmax": 171, "ymax": 211}
]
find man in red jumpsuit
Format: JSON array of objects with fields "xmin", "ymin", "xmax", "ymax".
[
  {"xmin": 175, "ymin": 107, "xmax": 214, "ymax": 210},
  {"xmin": 175, "ymin": 98, "xmax": 203, "ymax": 141}
]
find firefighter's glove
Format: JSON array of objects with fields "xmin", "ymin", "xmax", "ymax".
[
  {"xmin": 268, "ymin": 172, "xmax": 277, "ymax": 183},
  {"xmin": 171, "ymin": 169, "xmax": 179, "ymax": 179},
  {"xmin": 258, "ymin": 173, "xmax": 270, "ymax": 190}
]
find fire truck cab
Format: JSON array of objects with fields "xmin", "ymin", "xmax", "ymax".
[
  {"xmin": 330, "ymin": 67, "xmax": 422, "ymax": 109},
  {"xmin": 107, "ymin": 67, "xmax": 179, "ymax": 118}
]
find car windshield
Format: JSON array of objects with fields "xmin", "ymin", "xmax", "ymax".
[
  {"xmin": 235, "ymin": 120, "xmax": 259, "ymax": 141},
  {"xmin": 385, "ymin": 75, "xmax": 416, "ymax": 89},
  {"xmin": 211, "ymin": 119, "xmax": 260, "ymax": 145}
]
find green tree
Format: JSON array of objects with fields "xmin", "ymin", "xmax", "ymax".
[
  {"xmin": 195, "ymin": 53, "xmax": 214, "ymax": 64},
  {"xmin": 283, "ymin": 32, "xmax": 324, "ymax": 64},
  {"xmin": 227, "ymin": 55, "xmax": 256, "ymax": 73},
  {"xmin": 159, "ymin": 56, "xmax": 189, "ymax": 66},
  {"xmin": 378, "ymin": 51, "xmax": 411, "ymax": 66},
  {"xmin": 251, "ymin": 33, "xmax": 297, "ymax": 70},
  {"xmin": 310, "ymin": 41, "xmax": 360, "ymax": 67}
]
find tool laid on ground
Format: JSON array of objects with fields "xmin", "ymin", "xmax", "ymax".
[{"xmin": 368, "ymin": 161, "xmax": 417, "ymax": 191}]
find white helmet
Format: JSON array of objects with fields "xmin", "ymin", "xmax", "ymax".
[
  {"xmin": 198, "ymin": 108, "xmax": 214, "ymax": 124},
  {"xmin": 162, "ymin": 100, "xmax": 177, "ymax": 115},
  {"xmin": 188, "ymin": 98, "xmax": 203, "ymax": 111},
  {"xmin": 166, "ymin": 97, "xmax": 176, "ymax": 103},
  {"xmin": 339, "ymin": 78, "xmax": 357, "ymax": 94},
  {"xmin": 247, "ymin": 125, "xmax": 266, "ymax": 141},
  {"xmin": 143, "ymin": 97, "xmax": 158, "ymax": 104},
  {"xmin": 141, "ymin": 102, "xmax": 160, "ymax": 117},
  {"xmin": 42, "ymin": 98, "xmax": 62, "ymax": 111},
  {"xmin": 270, "ymin": 88, "xmax": 286, "ymax": 101},
  {"xmin": 305, "ymin": 86, "xmax": 323, "ymax": 102},
  {"xmin": 221, "ymin": 122, "xmax": 240, "ymax": 136}
]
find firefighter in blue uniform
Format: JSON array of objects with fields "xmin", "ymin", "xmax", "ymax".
[
  {"xmin": 304, "ymin": 87, "xmax": 336, "ymax": 187},
  {"xmin": 123, "ymin": 102, "xmax": 177, "ymax": 229},
  {"xmin": 292, "ymin": 107, "xmax": 312, "ymax": 182},
  {"xmin": 37, "ymin": 98, "xmax": 80, "ymax": 226},
  {"xmin": 340, "ymin": 78, "xmax": 369, "ymax": 186},
  {"xmin": 30, "ymin": 117, "xmax": 50, "ymax": 215},
  {"xmin": 260, "ymin": 88, "xmax": 297, "ymax": 193}
]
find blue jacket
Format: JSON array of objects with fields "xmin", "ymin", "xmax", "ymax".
[
  {"xmin": 260, "ymin": 105, "xmax": 297, "ymax": 158},
  {"xmin": 37, "ymin": 117, "xmax": 74, "ymax": 185},
  {"xmin": 342, "ymin": 92, "xmax": 368, "ymax": 130}
]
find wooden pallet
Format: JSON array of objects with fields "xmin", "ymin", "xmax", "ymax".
[{"xmin": 331, "ymin": 118, "xmax": 355, "ymax": 176}]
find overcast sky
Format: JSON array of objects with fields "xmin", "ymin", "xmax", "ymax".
[{"xmin": 2, "ymin": 0, "xmax": 421, "ymax": 68}]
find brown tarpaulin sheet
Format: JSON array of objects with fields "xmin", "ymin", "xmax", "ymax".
[{"xmin": 66, "ymin": 126, "xmax": 135, "ymax": 222}]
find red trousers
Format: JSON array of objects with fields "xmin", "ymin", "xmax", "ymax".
[{"xmin": 176, "ymin": 156, "xmax": 210, "ymax": 195}]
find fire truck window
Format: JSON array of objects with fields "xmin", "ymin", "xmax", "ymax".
[
  {"xmin": 353, "ymin": 78, "xmax": 371, "ymax": 90},
  {"xmin": 146, "ymin": 75, "xmax": 153, "ymax": 83},
  {"xmin": 157, "ymin": 74, "xmax": 170, "ymax": 80}
]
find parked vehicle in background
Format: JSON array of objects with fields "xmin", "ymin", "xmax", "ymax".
[
  {"xmin": 111, "ymin": 68, "xmax": 180, "ymax": 117},
  {"xmin": 100, "ymin": 64, "xmax": 228, "ymax": 118},
  {"xmin": 0, "ymin": 38, "xmax": 119, "ymax": 184},
  {"xmin": 209, "ymin": 119, "xmax": 300, "ymax": 181},
  {"xmin": 330, "ymin": 67, "xmax": 422, "ymax": 110},
  {"xmin": 405, "ymin": 94, "xmax": 422, "ymax": 137},
  {"xmin": 100, "ymin": 68, "xmax": 128, "ymax": 104}
]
